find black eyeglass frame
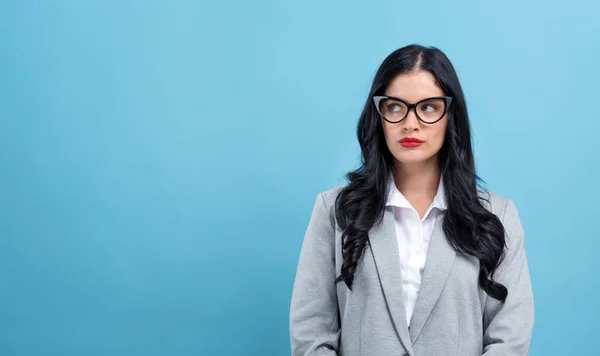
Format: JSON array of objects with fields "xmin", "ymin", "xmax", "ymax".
[{"xmin": 372, "ymin": 95, "xmax": 453, "ymax": 124}]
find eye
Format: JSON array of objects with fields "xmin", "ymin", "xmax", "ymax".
[
  {"xmin": 422, "ymin": 104, "xmax": 437, "ymax": 112},
  {"xmin": 388, "ymin": 104, "xmax": 401, "ymax": 112}
]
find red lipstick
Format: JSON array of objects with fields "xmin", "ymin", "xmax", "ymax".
[{"xmin": 399, "ymin": 137, "xmax": 424, "ymax": 148}]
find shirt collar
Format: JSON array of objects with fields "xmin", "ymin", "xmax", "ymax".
[{"xmin": 385, "ymin": 170, "xmax": 448, "ymax": 210}]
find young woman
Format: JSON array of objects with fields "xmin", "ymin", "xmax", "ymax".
[{"xmin": 289, "ymin": 45, "xmax": 534, "ymax": 356}]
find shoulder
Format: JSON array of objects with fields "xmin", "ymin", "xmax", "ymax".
[
  {"xmin": 477, "ymin": 189, "xmax": 515, "ymax": 221},
  {"xmin": 307, "ymin": 185, "xmax": 346, "ymax": 228},
  {"xmin": 478, "ymin": 189, "xmax": 524, "ymax": 246},
  {"xmin": 316, "ymin": 185, "xmax": 522, "ymax": 235},
  {"xmin": 319, "ymin": 186, "xmax": 516, "ymax": 220},
  {"xmin": 319, "ymin": 185, "xmax": 346, "ymax": 208}
]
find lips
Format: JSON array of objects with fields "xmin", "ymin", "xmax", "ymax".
[
  {"xmin": 399, "ymin": 137, "xmax": 424, "ymax": 148},
  {"xmin": 399, "ymin": 137, "xmax": 424, "ymax": 143}
]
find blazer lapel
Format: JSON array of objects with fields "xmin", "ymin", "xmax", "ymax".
[
  {"xmin": 368, "ymin": 207, "xmax": 413, "ymax": 355},
  {"xmin": 408, "ymin": 212, "xmax": 456, "ymax": 344}
]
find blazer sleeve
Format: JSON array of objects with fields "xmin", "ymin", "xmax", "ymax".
[
  {"xmin": 482, "ymin": 199, "xmax": 535, "ymax": 355},
  {"xmin": 290, "ymin": 193, "xmax": 340, "ymax": 356}
]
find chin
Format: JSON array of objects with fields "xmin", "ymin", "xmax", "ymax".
[{"xmin": 393, "ymin": 151, "xmax": 436, "ymax": 165}]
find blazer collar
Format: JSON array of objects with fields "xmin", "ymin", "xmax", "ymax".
[{"xmin": 368, "ymin": 205, "xmax": 456, "ymax": 354}]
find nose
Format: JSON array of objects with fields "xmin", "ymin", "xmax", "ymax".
[{"xmin": 401, "ymin": 109, "xmax": 420, "ymax": 132}]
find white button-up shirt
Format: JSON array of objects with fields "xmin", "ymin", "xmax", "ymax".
[{"xmin": 385, "ymin": 171, "xmax": 448, "ymax": 327}]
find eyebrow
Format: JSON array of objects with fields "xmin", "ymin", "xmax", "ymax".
[{"xmin": 382, "ymin": 95, "xmax": 444, "ymax": 103}]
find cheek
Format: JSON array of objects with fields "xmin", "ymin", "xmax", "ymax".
[
  {"xmin": 429, "ymin": 123, "xmax": 447, "ymax": 148},
  {"xmin": 381, "ymin": 120, "xmax": 396, "ymax": 143}
]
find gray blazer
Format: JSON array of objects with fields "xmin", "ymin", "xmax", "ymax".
[{"xmin": 290, "ymin": 186, "xmax": 534, "ymax": 356}]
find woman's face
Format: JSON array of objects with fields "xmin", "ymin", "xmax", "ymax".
[{"xmin": 380, "ymin": 70, "xmax": 449, "ymax": 167}]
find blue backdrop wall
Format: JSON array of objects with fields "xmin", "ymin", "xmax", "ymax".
[{"xmin": 1, "ymin": 1, "xmax": 599, "ymax": 355}]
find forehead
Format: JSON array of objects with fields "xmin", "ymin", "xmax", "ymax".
[{"xmin": 384, "ymin": 70, "xmax": 444, "ymax": 102}]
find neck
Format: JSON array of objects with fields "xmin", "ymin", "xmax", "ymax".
[{"xmin": 392, "ymin": 158, "xmax": 441, "ymax": 199}]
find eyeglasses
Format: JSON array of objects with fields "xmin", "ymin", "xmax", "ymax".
[{"xmin": 372, "ymin": 95, "xmax": 453, "ymax": 124}]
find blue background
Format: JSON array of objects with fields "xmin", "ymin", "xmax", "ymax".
[{"xmin": 1, "ymin": 1, "xmax": 598, "ymax": 355}]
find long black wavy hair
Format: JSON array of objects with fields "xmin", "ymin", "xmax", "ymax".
[{"xmin": 334, "ymin": 44, "xmax": 508, "ymax": 303}]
